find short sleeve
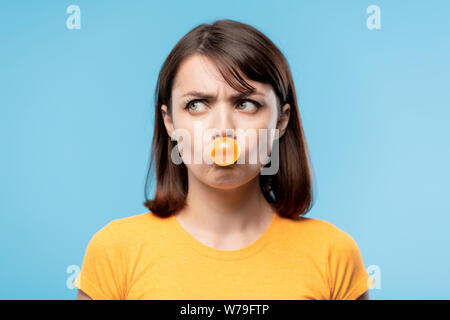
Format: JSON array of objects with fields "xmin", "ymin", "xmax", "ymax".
[
  {"xmin": 327, "ymin": 230, "xmax": 375, "ymax": 300},
  {"xmin": 73, "ymin": 221, "xmax": 127, "ymax": 300}
]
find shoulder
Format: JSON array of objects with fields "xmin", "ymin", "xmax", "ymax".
[
  {"xmin": 294, "ymin": 217, "xmax": 365, "ymax": 266},
  {"xmin": 281, "ymin": 216, "xmax": 367, "ymax": 272},
  {"xmin": 88, "ymin": 211, "xmax": 167, "ymax": 249},
  {"xmin": 102, "ymin": 211, "xmax": 168, "ymax": 230},
  {"xmin": 108, "ymin": 211, "xmax": 166, "ymax": 229},
  {"xmin": 278, "ymin": 215, "xmax": 360, "ymax": 251},
  {"xmin": 279, "ymin": 215, "xmax": 353, "ymax": 239}
]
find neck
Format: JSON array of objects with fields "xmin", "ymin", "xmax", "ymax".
[{"xmin": 175, "ymin": 171, "xmax": 275, "ymax": 237}]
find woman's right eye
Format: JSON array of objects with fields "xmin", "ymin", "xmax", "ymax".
[{"xmin": 184, "ymin": 100, "xmax": 206, "ymax": 113}]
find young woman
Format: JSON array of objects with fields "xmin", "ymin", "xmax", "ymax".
[{"xmin": 74, "ymin": 19, "xmax": 375, "ymax": 300}]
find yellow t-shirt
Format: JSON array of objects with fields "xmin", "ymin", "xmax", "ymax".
[{"xmin": 73, "ymin": 211, "xmax": 375, "ymax": 300}]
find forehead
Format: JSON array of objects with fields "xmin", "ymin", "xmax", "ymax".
[{"xmin": 172, "ymin": 54, "xmax": 273, "ymax": 97}]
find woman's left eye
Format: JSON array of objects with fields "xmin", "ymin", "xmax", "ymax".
[{"xmin": 236, "ymin": 100, "xmax": 261, "ymax": 111}]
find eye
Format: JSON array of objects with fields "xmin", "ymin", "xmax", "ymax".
[
  {"xmin": 184, "ymin": 100, "xmax": 207, "ymax": 113},
  {"xmin": 184, "ymin": 99, "xmax": 262, "ymax": 113},
  {"xmin": 236, "ymin": 99, "xmax": 262, "ymax": 112}
]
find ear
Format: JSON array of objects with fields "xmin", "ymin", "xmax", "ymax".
[
  {"xmin": 161, "ymin": 104, "xmax": 176, "ymax": 140},
  {"xmin": 276, "ymin": 103, "xmax": 290, "ymax": 139}
]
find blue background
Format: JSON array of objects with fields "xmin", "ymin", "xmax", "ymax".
[{"xmin": 1, "ymin": 0, "xmax": 449, "ymax": 299}]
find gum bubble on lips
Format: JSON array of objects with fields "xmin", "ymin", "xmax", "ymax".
[{"xmin": 210, "ymin": 137, "xmax": 241, "ymax": 166}]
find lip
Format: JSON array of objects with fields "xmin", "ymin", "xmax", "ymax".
[{"xmin": 214, "ymin": 162, "xmax": 236, "ymax": 168}]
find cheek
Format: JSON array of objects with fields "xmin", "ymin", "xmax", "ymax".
[
  {"xmin": 236, "ymin": 130, "xmax": 274, "ymax": 166},
  {"xmin": 239, "ymin": 107, "xmax": 277, "ymax": 129},
  {"xmin": 176, "ymin": 127, "xmax": 215, "ymax": 165},
  {"xmin": 235, "ymin": 114, "xmax": 278, "ymax": 165}
]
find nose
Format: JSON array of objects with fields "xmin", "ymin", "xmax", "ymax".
[
  {"xmin": 213, "ymin": 130, "xmax": 235, "ymax": 140},
  {"xmin": 211, "ymin": 104, "xmax": 236, "ymax": 140}
]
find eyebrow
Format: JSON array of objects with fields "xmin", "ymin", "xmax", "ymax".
[{"xmin": 181, "ymin": 90, "xmax": 266, "ymax": 101}]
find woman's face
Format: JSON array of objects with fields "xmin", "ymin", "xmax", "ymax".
[{"xmin": 161, "ymin": 54, "xmax": 290, "ymax": 189}]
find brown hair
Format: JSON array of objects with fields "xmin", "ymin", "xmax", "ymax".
[{"xmin": 143, "ymin": 19, "xmax": 315, "ymax": 219}]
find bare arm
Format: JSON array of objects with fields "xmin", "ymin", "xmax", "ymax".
[
  {"xmin": 356, "ymin": 290, "xmax": 370, "ymax": 300},
  {"xmin": 76, "ymin": 289, "xmax": 93, "ymax": 300}
]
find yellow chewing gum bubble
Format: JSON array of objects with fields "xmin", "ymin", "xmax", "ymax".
[{"xmin": 210, "ymin": 137, "xmax": 241, "ymax": 166}]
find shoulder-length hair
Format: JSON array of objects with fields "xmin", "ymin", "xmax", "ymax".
[{"xmin": 143, "ymin": 19, "xmax": 315, "ymax": 220}]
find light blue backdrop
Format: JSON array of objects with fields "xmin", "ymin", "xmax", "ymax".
[{"xmin": 1, "ymin": 0, "xmax": 449, "ymax": 299}]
